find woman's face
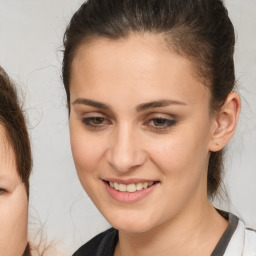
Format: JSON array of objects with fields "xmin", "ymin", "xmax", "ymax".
[
  {"xmin": 0, "ymin": 127, "xmax": 28, "ymax": 255},
  {"xmin": 69, "ymin": 34, "xmax": 216, "ymax": 233}
]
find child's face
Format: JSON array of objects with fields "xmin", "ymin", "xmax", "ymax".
[
  {"xmin": 0, "ymin": 127, "xmax": 28, "ymax": 255},
  {"xmin": 69, "ymin": 34, "xmax": 216, "ymax": 233}
]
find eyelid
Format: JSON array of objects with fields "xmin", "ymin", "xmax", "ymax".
[
  {"xmin": 81, "ymin": 112, "xmax": 113, "ymax": 123},
  {"xmin": 143, "ymin": 112, "xmax": 177, "ymax": 120},
  {"xmin": 81, "ymin": 110, "xmax": 115, "ymax": 120},
  {"xmin": 81, "ymin": 111, "xmax": 106, "ymax": 117}
]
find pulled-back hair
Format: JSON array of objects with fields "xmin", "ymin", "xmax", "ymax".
[{"xmin": 62, "ymin": 0, "xmax": 236, "ymax": 198}]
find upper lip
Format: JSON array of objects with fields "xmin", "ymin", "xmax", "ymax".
[{"xmin": 102, "ymin": 178, "xmax": 159, "ymax": 184}]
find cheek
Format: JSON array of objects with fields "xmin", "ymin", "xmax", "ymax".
[
  {"xmin": 0, "ymin": 185, "xmax": 28, "ymax": 255},
  {"xmin": 70, "ymin": 125, "xmax": 106, "ymax": 178},
  {"xmin": 148, "ymin": 122, "xmax": 210, "ymax": 182},
  {"xmin": 70, "ymin": 126, "xmax": 109, "ymax": 205}
]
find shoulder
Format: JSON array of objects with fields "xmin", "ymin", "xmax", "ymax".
[
  {"xmin": 243, "ymin": 226, "xmax": 256, "ymax": 255},
  {"xmin": 225, "ymin": 215, "xmax": 256, "ymax": 256},
  {"xmin": 73, "ymin": 228, "xmax": 118, "ymax": 256}
]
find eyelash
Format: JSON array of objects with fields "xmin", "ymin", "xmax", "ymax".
[
  {"xmin": 82, "ymin": 115, "xmax": 176, "ymax": 132},
  {"xmin": 0, "ymin": 188, "xmax": 7, "ymax": 195},
  {"xmin": 145, "ymin": 118, "xmax": 176, "ymax": 131},
  {"xmin": 82, "ymin": 116, "xmax": 111, "ymax": 130}
]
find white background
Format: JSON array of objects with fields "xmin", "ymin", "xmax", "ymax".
[{"xmin": 0, "ymin": 0, "xmax": 255, "ymax": 254}]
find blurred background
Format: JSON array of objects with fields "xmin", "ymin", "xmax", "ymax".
[{"xmin": 0, "ymin": 0, "xmax": 255, "ymax": 254}]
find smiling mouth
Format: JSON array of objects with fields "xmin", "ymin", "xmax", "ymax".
[{"xmin": 105, "ymin": 181, "xmax": 159, "ymax": 193}]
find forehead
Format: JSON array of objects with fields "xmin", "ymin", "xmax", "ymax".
[
  {"xmin": 72, "ymin": 33, "xmax": 189, "ymax": 82},
  {"xmin": 70, "ymin": 34, "xmax": 210, "ymax": 107}
]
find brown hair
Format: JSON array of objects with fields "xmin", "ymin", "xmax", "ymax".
[
  {"xmin": 0, "ymin": 66, "xmax": 32, "ymax": 195},
  {"xmin": 22, "ymin": 243, "xmax": 31, "ymax": 256},
  {"xmin": 0, "ymin": 66, "xmax": 33, "ymax": 256},
  {"xmin": 62, "ymin": 0, "xmax": 236, "ymax": 198}
]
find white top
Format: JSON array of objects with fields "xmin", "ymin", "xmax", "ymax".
[{"xmin": 224, "ymin": 219, "xmax": 256, "ymax": 256}]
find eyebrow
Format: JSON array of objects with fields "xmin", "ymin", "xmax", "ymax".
[
  {"xmin": 72, "ymin": 98, "xmax": 111, "ymax": 110},
  {"xmin": 72, "ymin": 98, "xmax": 187, "ymax": 112},
  {"xmin": 136, "ymin": 99, "xmax": 187, "ymax": 112}
]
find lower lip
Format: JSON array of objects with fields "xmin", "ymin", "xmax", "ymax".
[{"xmin": 104, "ymin": 182, "xmax": 158, "ymax": 203}]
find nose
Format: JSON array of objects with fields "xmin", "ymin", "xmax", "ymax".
[{"xmin": 106, "ymin": 125, "xmax": 147, "ymax": 173}]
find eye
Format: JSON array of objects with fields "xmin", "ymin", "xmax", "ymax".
[
  {"xmin": 144, "ymin": 116, "xmax": 177, "ymax": 131},
  {"xmin": 83, "ymin": 117, "xmax": 105, "ymax": 125},
  {"xmin": 0, "ymin": 188, "xmax": 7, "ymax": 195},
  {"xmin": 82, "ymin": 116, "xmax": 111, "ymax": 130},
  {"xmin": 151, "ymin": 118, "xmax": 175, "ymax": 127}
]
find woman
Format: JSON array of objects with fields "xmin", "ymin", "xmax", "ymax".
[{"xmin": 62, "ymin": 0, "xmax": 256, "ymax": 255}]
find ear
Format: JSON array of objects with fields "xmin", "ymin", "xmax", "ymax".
[{"xmin": 208, "ymin": 92, "xmax": 241, "ymax": 152}]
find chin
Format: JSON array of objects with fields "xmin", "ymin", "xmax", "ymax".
[
  {"xmin": 118, "ymin": 225, "xmax": 153, "ymax": 234},
  {"xmin": 114, "ymin": 222, "xmax": 153, "ymax": 233},
  {"xmin": 104, "ymin": 209, "xmax": 157, "ymax": 233}
]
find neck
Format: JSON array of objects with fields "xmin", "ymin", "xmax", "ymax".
[{"xmin": 115, "ymin": 202, "xmax": 228, "ymax": 256}]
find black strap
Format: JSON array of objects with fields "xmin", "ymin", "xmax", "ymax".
[{"xmin": 211, "ymin": 212, "xmax": 239, "ymax": 256}]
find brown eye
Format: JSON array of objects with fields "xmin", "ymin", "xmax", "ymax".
[
  {"xmin": 85, "ymin": 117, "xmax": 105, "ymax": 125},
  {"xmin": 150, "ymin": 118, "xmax": 176, "ymax": 128},
  {"xmin": 0, "ymin": 188, "xmax": 7, "ymax": 195},
  {"xmin": 82, "ymin": 116, "xmax": 111, "ymax": 130},
  {"xmin": 153, "ymin": 118, "xmax": 169, "ymax": 127}
]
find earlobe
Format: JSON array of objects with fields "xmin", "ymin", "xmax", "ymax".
[{"xmin": 209, "ymin": 92, "xmax": 241, "ymax": 152}]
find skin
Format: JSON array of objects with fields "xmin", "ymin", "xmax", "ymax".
[
  {"xmin": 69, "ymin": 34, "xmax": 240, "ymax": 256},
  {"xmin": 0, "ymin": 126, "xmax": 28, "ymax": 256}
]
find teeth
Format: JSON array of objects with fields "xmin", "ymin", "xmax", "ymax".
[
  {"xmin": 143, "ymin": 182, "xmax": 148, "ymax": 189},
  {"xmin": 114, "ymin": 182, "xmax": 119, "ymax": 190},
  {"xmin": 118, "ymin": 184, "xmax": 126, "ymax": 192},
  {"xmin": 136, "ymin": 183, "xmax": 143, "ymax": 191},
  {"xmin": 127, "ymin": 184, "xmax": 136, "ymax": 192},
  {"xmin": 109, "ymin": 181, "xmax": 155, "ymax": 193}
]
